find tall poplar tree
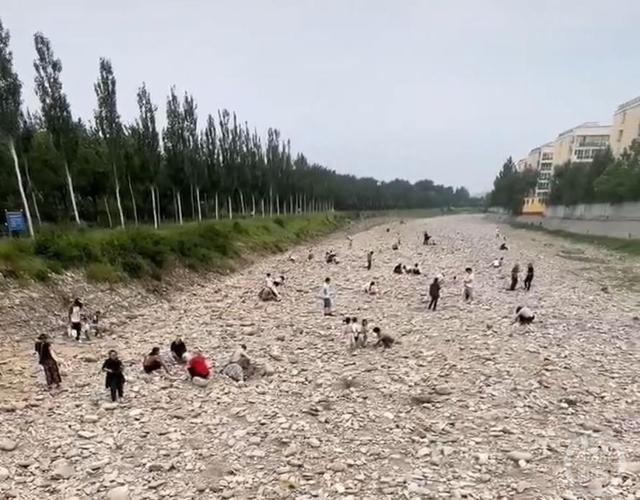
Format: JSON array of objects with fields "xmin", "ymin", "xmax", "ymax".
[
  {"xmin": 33, "ymin": 32, "xmax": 80, "ymax": 224},
  {"xmin": 94, "ymin": 57, "xmax": 126, "ymax": 227},
  {"xmin": 0, "ymin": 20, "xmax": 34, "ymax": 236}
]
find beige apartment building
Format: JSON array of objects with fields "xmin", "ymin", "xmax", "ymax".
[
  {"xmin": 553, "ymin": 122, "xmax": 611, "ymax": 165},
  {"xmin": 521, "ymin": 142, "xmax": 554, "ymax": 214},
  {"xmin": 610, "ymin": 95, "xmax": 640, "ymax": 156}
]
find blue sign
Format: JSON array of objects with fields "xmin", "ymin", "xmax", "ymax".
[{"xmin": 5, "ymin": 211, "xmax": 27, "ymax": 235}]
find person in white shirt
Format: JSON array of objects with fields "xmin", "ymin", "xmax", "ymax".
[
  {"xmin": 321, "ymin": 277, "xmax": 334, "ymax": 316},
  {"xmin": 463, "ymin": 267, "xmax": 474, "ymax": 302},
  {"xmin": 491, "ymin": 257, "xmax": 503, "ymax": 268},
  {"xmin": 68, "ymin": 298, "xmax": 84, "ymax": 341},
  {"xmin": 349, "ymin": 317, "xmax": 362, "ymax": 350},
  {"xmin": 514, "ymin": 306, "xmax": 535, "ymax": 324},
  {"xmin": 265, "ymin": 273, "xmax": 280, "ymax": 299}
]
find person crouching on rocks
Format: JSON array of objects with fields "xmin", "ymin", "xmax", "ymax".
[
  {"xmin": 221, "ymin": 344, "xmax": 254, "ymax": 382},
  {"xmin": 393, "ymin": 263, "xmax": 404, "ymax": 274},
  {"xmin": 363, "ymin": 281, "xmax": 378, "ymax": 295},
  {"xmin": 514, "ymin": 306, "xmax": 535, "ymax": 325},
  {"xmin": 102, "ymin": 350, "xmax": 125, "ymax": 402},
  {"xmin": 143, "ymin": 347, "xmax": 170, "ymax": 375},
  {"xmin": 187, "ymin": 351, "xmax": 211, "ymax": 381},
  {"xmin": 170, "ymin": 336, "xmax": 187, "ymax": 363}
]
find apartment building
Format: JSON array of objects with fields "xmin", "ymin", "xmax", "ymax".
[
  {"xmin": 521, "ymin": 142, "xmax": 554, "ymax": 215},
  {"xmin": 553, "ymin": 122, "xmax": 610, "ymax": 165},
  {"xmin": 610, "ymin": 95, "xmax": 640, "ymax": 157}
]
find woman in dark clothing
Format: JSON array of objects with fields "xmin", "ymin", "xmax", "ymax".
[
  {"xmin": 524, "ymin": 263, "xmax": 534, "ymax": 291},
  {"xmin": 428, "ymin": 277, "xmax": 441, "ymax": 311},
  {"xmin": 102, "ymin": 350, "xmax": 125, "ymax": 402},
  {"xmin": 35, "ymin": 334, "xmax": 61, "ymax": 388},
  {"xmin": 510, "ymin": 264, "xmax": 520, "ymax": 291},
  {"xmin": 143, "ymin": 347, "xmax": 169, "ymax": 374},
  {"xmin": 170, "ymin": 336, "xmax": 187, "ymax": 363}
]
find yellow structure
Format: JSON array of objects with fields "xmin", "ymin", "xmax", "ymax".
[
  {"xmin": 521, "ymin": 143, "xmax": 554, "ymax": 214},
  {"xmin": 610, "ymin": 96, "xmax": 640, "ymax": 157}
]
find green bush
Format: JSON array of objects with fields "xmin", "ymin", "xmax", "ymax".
[
  {"xmin": 85, "ymin": 262, "xmax": 123, "ymax": 283},
  {"xmin": 0, "ymin": 215, "xmax": 347, "ymax": 282}
]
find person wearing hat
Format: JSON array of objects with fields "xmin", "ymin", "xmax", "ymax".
[{"xmin": 35, "ymin": 334, "xmax": 62, "ymax": 389}]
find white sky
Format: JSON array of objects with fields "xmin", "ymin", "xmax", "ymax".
[{"xmin": 4, "ymin": 0, "xmax": 640, "ymax": 193}]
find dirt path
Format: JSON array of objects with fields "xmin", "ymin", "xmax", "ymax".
[{"xmin": 1, "ymin": 214, "xmax": 639, "ymax": 500}]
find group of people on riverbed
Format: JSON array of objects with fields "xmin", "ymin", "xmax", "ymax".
[
  {"xmin": 34, "ymin": 223, "xmax": 536, "ymax": 397},
  {"xmin": 34, "ymin": 328, "xmax": 255, "ymax": 396}
]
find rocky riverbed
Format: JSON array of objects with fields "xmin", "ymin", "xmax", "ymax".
[{"xmin": 1, "ymin": 214, "xmax": 640, "ymax": 500}]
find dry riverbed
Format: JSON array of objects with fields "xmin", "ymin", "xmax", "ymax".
[{"xmin": 1, "ymin": 214, "xmax": 639, "ymax": 500}]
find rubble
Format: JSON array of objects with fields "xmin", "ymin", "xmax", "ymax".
[{"xmin": 0, "ymin": 215, "xmax": 638, "ymax": 499}]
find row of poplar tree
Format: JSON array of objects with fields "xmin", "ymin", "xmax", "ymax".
[{"xmin": 0, "ymin": 20, "xmax": 475, "ymax": 237}]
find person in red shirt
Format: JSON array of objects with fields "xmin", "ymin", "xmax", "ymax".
[{"xmin": 187, "ymin": 352, "xmax": 211, "ymax": 379}]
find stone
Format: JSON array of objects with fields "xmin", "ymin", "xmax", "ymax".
[
  {"xmin": 192, "ymin": 377, "xmax": 209, "ymax": 387},
  {"xmin": 328, "ymin": 462, "xmax": 347, "ymax": 473},
  {"xmin": 107, "ymin": 485, "xmax": 130, "ymax": 500},
  {"xmin": 0, "ymin": 467, "xmax": 9, "ymax": 481},
  {"xmin": 51, "ymin": 460, "xmax": 74, "ymax": 480},
  {"xmin": 0, "ymin": 439, "xmax": 17, "ymax": 452},
  {"xmin": 506, "ymin": 451, "xmax": 533, "ymax": 462},
  {"xmin": 83, "ymin": 414, "xmax": 100, "ymax": 423}
]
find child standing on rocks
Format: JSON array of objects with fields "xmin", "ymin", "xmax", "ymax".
[
  {"xmin": 366, "ymin": 250, "xmax": 374, "ymax": 270},
  {"xmin": 68, "ymin": 298, "xmax": 84, "ymax": 341},
  {"xmin": 102, "ymin": 350, "xmax": 125, "ymax": 402},
  {"xmin": 463, "ymin": 267, "xmax": 474, "ymax": 302},
  {"xmin": 321, "ymin": 277, "xmax": 334, "ymax": 316},
  {"xmin": 428, "ymin": 277, "xmax": 441, "ymax": 311}
]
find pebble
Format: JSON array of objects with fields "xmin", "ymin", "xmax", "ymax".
[{"xmin": 0, "ymin": 439, "xmax": 17, "ymax": 452}]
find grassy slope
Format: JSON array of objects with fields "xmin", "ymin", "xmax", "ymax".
[{"xmin": 0, "ymin": 215, "xmax": 347, "ymax": 283}]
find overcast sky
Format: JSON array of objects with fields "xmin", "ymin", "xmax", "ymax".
[{"xmin": 3, "ymin": 1, "xmax": 640, "ymax": 193}]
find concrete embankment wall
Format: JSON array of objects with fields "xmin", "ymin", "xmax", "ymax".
[{"xmin": 488, "ymin": 202, "xmax": 640, "ymax": 239}]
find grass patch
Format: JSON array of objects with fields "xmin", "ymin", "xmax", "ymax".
[
  {"xmin": 0, "ymin": 214, "xmax": 347, "ymax": 283},
  {"xmin": 510, "ymin": 222, "xmax": 640, "ymax": 258}
]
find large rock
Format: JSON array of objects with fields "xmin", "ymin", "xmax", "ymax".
[
  {"xmin": 107, "ymin": 485, "xmax": 130, "ymax": 500},
  {"xmin": 0, "ymin": 439, "xmax": 17, "ymax": 452}
]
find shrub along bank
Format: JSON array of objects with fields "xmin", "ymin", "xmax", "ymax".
[{"xmin": 0, "ymin": 215, "xmax": 347, "ymax": 282}]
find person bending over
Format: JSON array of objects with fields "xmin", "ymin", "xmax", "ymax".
[
  {"xmin": 170, "ymin": 336, "xmax": 187, "ymax": 363},
  {"xmin": 143, "ymin": 347, "xmax": 170, "ymax": 374},
  {"xmin": 514, "ymin": 306, "xmax": 535, "ymax": 325}
]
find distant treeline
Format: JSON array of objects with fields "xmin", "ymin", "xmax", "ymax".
[{"xmin": 0, "ymin": 20, "xmax": 478, "ymax": 234}]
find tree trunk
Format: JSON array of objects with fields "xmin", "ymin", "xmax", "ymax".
[
  {"xmin": 276, "ymin": 194, "xmax": 280, "ymax": 215},
  {"xmin": 64, "ymin": 160, "xmax": 81, "ymax": 225},
  {"xmin": 155, "ymin": 186, "xmax": 161, "ymax": 224},
  {"xmin": 177, "ymin": 191, "xmax": 184, "ymax": 225},
  {"xmin": 173, "ymin": 190, "xmax": 178, "ymax": 223},
  {"xmin": 112, "ymin": 163, "xmax": 125, "ymax": 228},
  {"xmin": 261, "ymin": 198, "xmax": 265, "ymax": 217},
  {"xmin": 23, "ymin": 157, "xmax": 42, "ymax": 226},
  {"xmin": 289, "ymin": 195, "xmax": 293, "ymax": 215},
  {"xmin": 128, "ymin": 175, "xmax": 138, "ymax": 225},
  {"xmin": 215, "ymin": 192, "xmax": 219, "ymax": 220},
  {"xmin": 284, "ymin": 201, "xmax": 287, "ymax": 216},
  {"xmin": 239, "ymin": 189, "xmax": 246, "ymax": 216},
  {"xmin": 150, "ymin": 185, "xmax": 158, "ymax": 229},
  {"xmin": 104, "ymin": 196, "xmax": 113, "ymax": 228},
  {"xmin": 190, "ymin": 183, "xmax": 196, "ymax": 220},
  {"xmin": 196, "ymin": 185, "xmax": 202, "ymax": 222},
  {"xmin": 303, "ymin": 193, "xmax": 307, "ymax": 214},
  {"xmin": 252, "ymin": 195, "xmax": 256, "ymax": 217},
  {"xmin": 228, "ymin": 196, "xmax": 233, "ymax": 219},
  {"xmin": 8, "ymin": 139, "xmax": 34, "ymax": 237},
  {"xmin": 269, "ymin": 186, "xmax": 273, "ymax": 217}
]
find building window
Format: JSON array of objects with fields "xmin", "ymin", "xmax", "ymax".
[
  {"xmin": 618, "ymin": 129, "xmax": 624, "ymax": 142},
  {"xmin": 622, "ymin": 111, "xmax": 627, "ymax": 124}
]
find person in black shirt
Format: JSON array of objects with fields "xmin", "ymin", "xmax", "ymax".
[
  {"xmin": 35, "ymin": 334, "xmax": 61, "ymax": 389},
  {"xmin": 393, "ymin": 263, "xmax": 403, "ymax": 274},
  {"xmin": 143, "ymin": 347, "xmax": 169, "ymax": 374},
  {"xmin": 510, "ymin": 264, "xmax": 520, "ymax": 291},
  {"xmin": 170, "ymin": 336, "xmax": 187, "ymax": 363},
  {"xmin": 428, "ymin": 277, "xmax": 441, "ymax": 311},
  {"xmin": 524, "ymin": 263, "xmax": 534, "ymax": 291},
  {"xmin": 102, "ymin": 350, "xmax": 125, "ymax": 402},
  {"xmin": 366, "ymin": 251, "xmax": 374, "ymax": 270}
]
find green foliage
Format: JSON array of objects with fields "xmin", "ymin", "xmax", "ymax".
[
  {"xmin": 488, "ymin": 157, "xmax": 538, "ymax": 214},
  {"xmin": 85, "ymin": 262, "xmax": 122, "ymax": 283},
  {"xmin": 550, "ymin": 145, "xmax": 640, "ymax": 205},
  {"xmin": 0, "ymin": 215, "xmax": 347, "ymax": 282}
]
